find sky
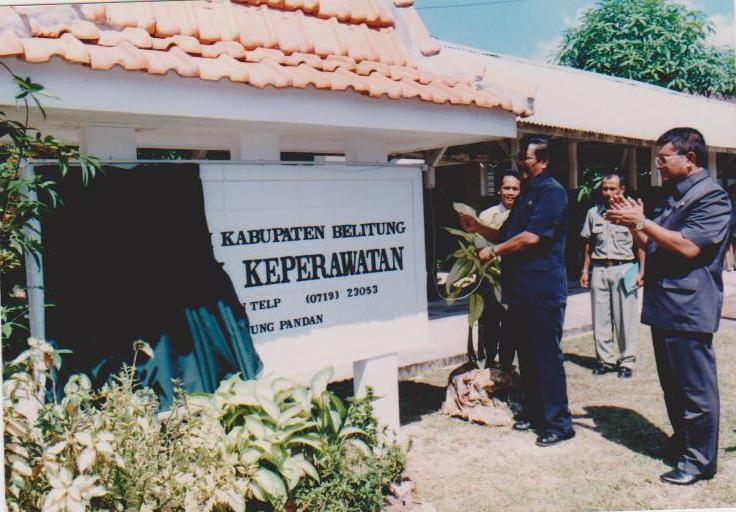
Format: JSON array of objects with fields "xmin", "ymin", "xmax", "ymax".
[{"xmin": 416, "ymin": 0, "xmax": 735, "ymax": 62}]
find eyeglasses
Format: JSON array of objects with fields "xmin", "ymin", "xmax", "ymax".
[{"xmin": 655, "ymin": 153, "xmax": 686, "ymax": 165}]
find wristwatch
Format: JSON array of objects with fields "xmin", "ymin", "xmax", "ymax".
[{"xmin": 634, "ymin": 218, "xmax": 646, "ymax": 231}]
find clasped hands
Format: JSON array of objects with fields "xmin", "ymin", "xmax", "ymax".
[{"xmin": 603, "ymin": 195, "xmax": 646, "ymax": 228}]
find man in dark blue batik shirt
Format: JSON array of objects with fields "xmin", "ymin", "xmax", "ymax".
[
  {"xmin": 461, "ymin": 136, "xmax": 574, "ymax": 447},
  {"xmin": 606, "ymin": 127, "xmax": 731, "ymax": 485}
]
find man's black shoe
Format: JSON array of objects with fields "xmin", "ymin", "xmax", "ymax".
[
  {"xmin": 535, "ymin": 430, "xmax": 575, "ymax": 447},
  {"xmin": 592, "ymin": 363, "xmax": 614, "ymax": 375},
  {"xmin": 660, "ymin": 468, "xmax": 714, "ymax": 486},
  {"xmin": 617, "ymin": 367, "xmax": 633, "ymax": 379},
  {"xmin": 512, "ymin": 419, "xmax": 533, "ymax": 431}
]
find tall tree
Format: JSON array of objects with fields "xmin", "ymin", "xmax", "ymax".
[{"xmin": 555, "ymin": 0, "xmax": 736, "ymax": 98}]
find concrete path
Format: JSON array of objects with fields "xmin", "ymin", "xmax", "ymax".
[{"xmin": 398, "ymin": 272, "xmax": 736, "ymax": 378}]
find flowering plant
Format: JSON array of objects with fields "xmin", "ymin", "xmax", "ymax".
[{"xmin": 4, "ymin": 340, "xmax": 405, "ymax": 512}]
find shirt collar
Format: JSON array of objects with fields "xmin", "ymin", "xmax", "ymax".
[
  {"xmin": 674, "ymin": 168, "xmax": 709, "ymax": 199},
  {"xmin": 526, "ymin": 171, "xmax": 552, "ymax": 189},
  {"xmin": 497, "ymin": 203, "xmax": 509, "ymax": 215}
]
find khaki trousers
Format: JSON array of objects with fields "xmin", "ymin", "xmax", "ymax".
[{"xmin": 591, "ymin": 262, "xmax": 638, "ymax": 369}]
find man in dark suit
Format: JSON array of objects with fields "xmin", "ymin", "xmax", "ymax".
[
  {"xmin": 605, "ymin": 127, "xmax": 731, "ymax": 485},
  {"xmin": 462, "ymin": 136, "xmax": 574, "ymax": 447}
]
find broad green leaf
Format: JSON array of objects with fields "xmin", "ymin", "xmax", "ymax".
[
  {"xmin": 337, "ymin": 425, "xmax": 369, "ymax": 439},
  {"xmin": 473, "ymin": 234, "xmax": 491, "ymax": 249},
  {"xmin": 291, "ymin": 386, "xmax": 311, "ymax": 411},
  {"xmin": 277, "ymin": 405, "xmax": 306, "ymax": 427},
  {"xmin": 298, "ymin": 458, "xmax": 320, "ymax": 483},
  {"xmin": 468, "ymin": 293, "xmax": 485, "ymax": 327},
  {"xmin": 443, "ymin": 227, "xmax": 475, "ymax": 242},
  {"xmin": 281, "ymin": 456, "xmax": 304, "ymax": 490},
  {"xmin": 310, "ymin": 366, "xmax": 333, "ymax": 397},
  {"xmin": 286, "ymin": 434, "xmax": 324, "ymax": 452},
  {"xmin": 240, "ymin": 448, "xmax": 262, "ymax": 465},
  {"xmin": 445, "ymin": 259, "xmax": 472, "ymax": 294},
  {"xmin": 256, "ymin": 392, "xmax": 281, "ymax": 421},
  {"xmin": 328, "ymin": 409, "xmax": 342, "ymax": 435},
  {"xmin": 328, "ymin": 392, "xmax": 347, "ymax": 421},
  {"xmin": 252, "ymin": 468, "xmax": 288, "ymax": 505},
  {"xmin": 346, "ymin": 438, "xmax": 373, "ymax": 457},
  {"xmin": 245, "ymin": 416, "xmax": 267, "ymax": 439}
]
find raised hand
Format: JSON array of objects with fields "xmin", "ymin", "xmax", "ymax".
[
  {"xmin": 458, "ymin": 213, "xmax": 480, "ymax": 233},
  {"xmin": 604, "ymin": 196, "xmax": 645, "ymax": 228}
]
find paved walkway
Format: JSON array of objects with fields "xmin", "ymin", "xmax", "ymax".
[{"xmin": 398, "ymin": 272, "xmax": 736, "ymax": 378}]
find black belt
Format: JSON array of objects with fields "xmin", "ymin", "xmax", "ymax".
[{"xmin": 592, "ymin": 259, "xmax": 635, "ymax": 267}]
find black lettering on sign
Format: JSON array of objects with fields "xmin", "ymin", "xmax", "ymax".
[
  {"xmin": 220, "ymin": 225, "xmax": 326, "ymax": 246},
  {"xmin": 279, "ymin": 314, "xmax": 324, "ymax": 331},
  {"xmin": 242, "ymin": 246, "xmax": 405, "ymax": 288},
  {"xmin": 331, "ymin": 221, "xmax": 407, "ymax": 239},
  {"xmin": 250, "ymin": 322, "xmax": 275, "ymax": 335}
]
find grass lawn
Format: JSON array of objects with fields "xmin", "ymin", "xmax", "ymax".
[{"xmin": 399, "ymin": 326, "xmax": 736, "ymax": 512}]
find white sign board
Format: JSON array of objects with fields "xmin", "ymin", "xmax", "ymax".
[{"xmin": 200, "ymin": 163, "xmax": 428, "ymax": 379}]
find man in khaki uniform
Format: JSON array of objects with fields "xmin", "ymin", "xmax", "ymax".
[{"xmin": 580, "ymin": 174, "xmax": 645, "ymax": 378}]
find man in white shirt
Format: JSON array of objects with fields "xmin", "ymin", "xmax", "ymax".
[{"xmin": 476, "ymin": 171, "xmax": 521, "ymax": 369}]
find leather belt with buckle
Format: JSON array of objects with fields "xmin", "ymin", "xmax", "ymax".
[{"xmin": 593, "ymin": 259, "xmax": 635, "ymax": 267}]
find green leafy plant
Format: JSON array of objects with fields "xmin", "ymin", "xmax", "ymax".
[
  {"xmin": 292, "ymin": 389, "xmax": 408, "ymax": 512},
  {"xmin": 576, "ymin": 167, "xmax": 606, "ymax": 203},
  {"xmin": 1, "ymin": 62, "xmax": 100, "ymax": 349},
  {"xmin": 213, "ymin": 366, "xmax": 383, "ymax": 511},
  {"xmin": 4, "ymin": 340, "xmax": 251, "ymax": 512},
  {"xmin": 4, "ymin": 341, "xmax": 408, "ymax": 512},
  {"xmin": 441, "ymin": 227, "xmax": 501, "ymax": 328},
  {"xmin": 555, "ymin": 0, "xmax": 736, "ymax": 98}
]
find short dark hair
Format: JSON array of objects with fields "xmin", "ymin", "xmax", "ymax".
[
  {"xmin": 522, "ymin": 136, "xmax": 550, "ymax": 163},
  {"xmin": 602, "ymin": 172, "xmax": 625, "ymax": 187},
  {"xmin": 497, "ymin": 170, "xmax": 521, "ymax": 190},
  {"xmin": 656, "ymin": 127, "xmax": 707, "ymax": 167}
]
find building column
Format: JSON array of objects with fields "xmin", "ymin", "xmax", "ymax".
[
  {"xmin": 510, "ymin": 138, "xmax": 520, "ymax": 170},
  {"xmin": 346, "ymin": 140, "xmax": 398, "ymax": 429},
  {"xmin": 353, "ymin": 352, "xmax": 400, "ymax": 431},
  {"xmin": 231, "ymin": 133, "xmax": 280, "ymax": 161},
  {"xmin": 568, "ymin": 141, "xmax": 578, "ymax": 189},
  {"xmin": 627, "ymin": 146, "xmax": 638, "ymax": 190},
  {"xmin": 708, "ymin": 150, "xmax": 718, "ymax": 181},
  {"xmin": 650, "ymin": 146, "xmax": 662, "ymax": 187},
  {"xmin": 79, "ymin": 125, "xmax": 137, "ymax": 160}
]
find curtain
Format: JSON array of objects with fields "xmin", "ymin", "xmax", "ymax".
[{"xmin": 42, "ymin": 163, "xmax": 262, "ymax": 406}]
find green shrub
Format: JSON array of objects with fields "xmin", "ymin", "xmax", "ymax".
[
  {"xmin": 3, "ymin": 341, "xmax": 408, "ymax": 512},
  {"xmin": 292, "ymin": 391, "xmax": 409, "ymax": 512}
]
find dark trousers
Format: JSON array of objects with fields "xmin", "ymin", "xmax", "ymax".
[
  {"xmin": 479, "ymin": 286, "xmax": 515, "ymax": 368},
  {"xmin": 507, "ymin": 303, "xmax": 572, "ymax": 435},
  {"xmin": 651, "ymin": 327, "xmax": 720, "ymax": 476}
]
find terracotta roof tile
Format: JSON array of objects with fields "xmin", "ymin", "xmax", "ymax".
[
  {"xmin": 0, "ymin": 0, "xmax": 531, "ymax": 115},
  {"xmin": 396, "ymin": 6, "xmax": 441, "ymax": 57}
]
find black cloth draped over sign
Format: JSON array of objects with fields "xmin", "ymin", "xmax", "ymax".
[{"xmin": 42, "ymin": 164, "xmax": 262, "ymax": 406}]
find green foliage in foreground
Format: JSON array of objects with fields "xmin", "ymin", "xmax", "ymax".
[
  {"xmin": 555, "ymin": 0, "xmax": 736, "ymax": 98},
  {"xmin": 1, "ymin": 61, "xmax": 100, "ymax": 351},
  {"xmin": 292, "ymin": 390, "xmax": 408, "ymax": 512},
  {"xmin": 4, "ymin": 340, "xmax": 407, "ymax": 511}
]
